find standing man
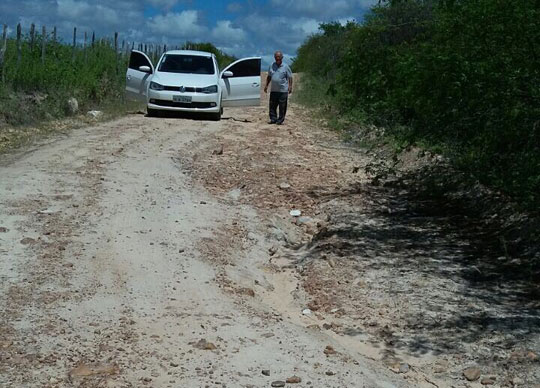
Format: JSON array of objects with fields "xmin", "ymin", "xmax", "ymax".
[{"xmin": 264, "ymin": 51, "xmax": 293, "ymax": 125}]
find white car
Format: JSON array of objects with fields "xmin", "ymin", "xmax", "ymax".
[{"xmin": 125, "ymin": 50, "xmax": 261, "ymax": 120}]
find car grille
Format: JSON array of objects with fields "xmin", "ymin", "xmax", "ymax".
[
  {"xmin": 151, "ymin": 99, "xmax": 215, "ymax": 109},
  {"xmin": 163, "ymin": 86, "xmax": 205, "ymax": 93}
]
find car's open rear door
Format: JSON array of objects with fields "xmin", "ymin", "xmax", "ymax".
[
  {"xmin": 220, "ymin": 57, "xmax": 261, "ymax": 107},
  {"xmin": 125, "ymin": 50, "xmax": 154, "ymax": 103}
]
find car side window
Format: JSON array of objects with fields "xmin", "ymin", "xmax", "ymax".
[
  {"xmin": 228, "ymin": 58, "xmax": 261, "ymax": 78},
  {"xmin": 129, "ymin": 52, "xmax": 151, "ymax": 70}
]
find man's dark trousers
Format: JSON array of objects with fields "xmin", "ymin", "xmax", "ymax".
[{"xmin": 269, "ymin": 92, "xmax": 288, "ymax": 124}]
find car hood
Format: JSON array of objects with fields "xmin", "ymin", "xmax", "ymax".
[{"xmin": 152, "ymin": 72, "xmax": 218, "ymax": 87}]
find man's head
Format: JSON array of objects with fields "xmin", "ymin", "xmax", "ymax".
[{"xmin": 274, "ymin": 51, "xmax": 283, "ymax": 65}]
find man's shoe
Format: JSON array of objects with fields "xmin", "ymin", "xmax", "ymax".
[
  {"xmin": 276, "ymin": 121, "xmax": 284, "ymax": 125},
  {"xmin": 268, "ymin": 120, "xmax": 277, "ymax": 124}
]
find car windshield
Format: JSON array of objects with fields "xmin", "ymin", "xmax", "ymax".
[{"xmin": 158, "ymin": 54, "xmax": 215, "ymax": 75}]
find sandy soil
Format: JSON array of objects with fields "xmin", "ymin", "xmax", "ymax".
[
  {"xmin": 0, "ymin": 99, "xmax": 409, "ymax": 387},
  {"xmin": 1, "ymin": 91, "xmax": 538, "ymax": 388}
]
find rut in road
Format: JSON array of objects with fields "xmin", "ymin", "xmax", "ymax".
[{"xmin": 0, "ymin": 110, "xmax": 410, "ymax": 387}]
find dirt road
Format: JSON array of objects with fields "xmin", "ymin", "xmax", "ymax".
[
  {"xmin": 0, "ymin": 103, "xmax": 412, "ymax": 388},
  {"xmin": 1, "ymin": 98, "xmax": 539, "ymax": 388}
]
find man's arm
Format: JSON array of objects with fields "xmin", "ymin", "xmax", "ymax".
[
  {"xmin": 264, "ymin": 74, "xmax": 271, "ymax": 93},
  {"xmin": 288, "ymin": 76, "xmax": 293, "ymax": 94},
  {"xmin": 288, "ymin": 67, "xmax": 293, "ymax": 94}
]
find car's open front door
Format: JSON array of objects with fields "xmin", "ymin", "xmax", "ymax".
[
  {"xmin": 125, "ymin": 50, "xmax": 154, "ymax": 103},
  {"xmin": 220, "ymin": 57, "xmax": 261, "ymax": 107}
]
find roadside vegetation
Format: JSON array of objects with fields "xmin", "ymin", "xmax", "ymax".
[
  {"xmin": 0, "ymin": 28, "xmax": 235, "ymax": 151},
  {"xmin": 292, "ymin": 0, "xmax": 540, "ymax": 212},
  {"xmin": 0, "ymin": 34, "xmax": 128, "ymax": 128}
]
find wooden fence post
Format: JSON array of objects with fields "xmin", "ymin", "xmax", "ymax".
[
  {"xmin": 41, "ymin": 26, "xmax": 46, "ymax": 65},
  {"xmin": 91, "ymin": 31, "xmax": 95, "ymax": 47},
  {"xmin": 53, "ymin": 26, "xmax": 57, "ymax": 43},
  {"xmin": 30, "ymin": 23, "xmax": 35, "ymax": 52},
  {"xmin": 0, "ymin": 24, "xmax": 7, "ymax": 84},
  {"xmin": 114, "ymin": 32, "xmax": 118, "ymax": 73},
  {"xmin": 84, "ymin": 31, "xmax": 87, "ymax": 62},
  {"xmin": 16, "ymin": 23, "xmax": 22, "ymax": 66},
  {"xmin": 72, "ymin": 27, "xmax": 76, "ymax": 62}
]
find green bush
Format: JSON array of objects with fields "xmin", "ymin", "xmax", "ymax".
[
  {"xmin": 0, "ymin": 33, "xmax": 128, "ymax": 126},
  {"xmin": 294, "ymin": 0, "xmax": 540, "ymax": 210}
]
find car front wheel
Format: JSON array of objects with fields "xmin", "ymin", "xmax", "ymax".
[
  {"xmin": 147, "ymin": 107, "xmax": 159, "ymax": 117},
  {"xmin": 209, "ymin": 111, "xmax": 221, "ymax": 121}
]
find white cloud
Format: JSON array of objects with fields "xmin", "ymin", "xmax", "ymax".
[
  {"xmin": 211, "ymin": 20, "xmax": 246, "ymax": 43},
  {"xmin": 57, "ymin": 0, "xmax": 122, "ymax": 27},
  {"xmin": 292, "ymin": 18, "xmax": 320, "ymax": 35},
  {"xmin": 146, "ymin": 10, "xmax": 207, "ymax": 39},
  {"xmin": 57, "ymin": 0, "xmax": 92, "ymax": 20}
]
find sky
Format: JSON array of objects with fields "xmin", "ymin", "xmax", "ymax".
[{"xmin": 0, "ymin": 0, "xmax": 378, "ymax": 66}]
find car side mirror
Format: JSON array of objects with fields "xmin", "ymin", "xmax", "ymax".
[
  {"xmin": 139, "ymin": 65, "xmax": 152, "ymax": 73},
  {"xmin": 222, "ymin": 71, "xmax": 233, "ymax": 78}
]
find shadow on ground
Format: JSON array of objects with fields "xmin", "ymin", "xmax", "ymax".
[{"xmin": 299, "ymin": 163, "xmax": 540, "ymax": 369}]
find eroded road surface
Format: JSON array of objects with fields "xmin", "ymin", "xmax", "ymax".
[
  {"xmin": 1, "ymin": 101, "xmax": 539, "ymax": 388},
  {"xmin": 0, "ymin": 104, "xmax": 412, "ymax": 388}
]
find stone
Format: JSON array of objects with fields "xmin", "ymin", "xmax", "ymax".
[
  {"xmin": 286, "ymin": 376, "xmax": 302, "ymax": 383},
  {"xmin": 481, "ymin": 377, "xmax": 496, "ymax": 385},
  {"xmin": 170, "ymin": 362, "xmax": 179, "ymax": 367},
  {"xmin": 0, "ymin": 227, "xmax": 8, "ymax": 233},
  {"xmin": 212, "ymin": 145, "xmax": 224, "ymax": 155},
  {"xmin": 238, "ymin": 288, "xmax": 255, "ymax": 297},
  {"xmin": 247, "ymin": 232, "xmax": 257, "ymax": 241},
  {"xmin": 66, "ymin": 97, "xmax": 79, "ymax": 115},
  {"xmin": 302, "ymin": 309, "xmax": 312, "ymax": 316},
  {"xmin": 296, "ymin": 216, "xmax": 314, "ymax": 225},
  {"xmin": 289, "ymin": 209, "xmax": 302, "ymax": 217},
  {"xmin": 279, "ymin": 182, "xmax": 291, "ymax": 190},
  {"xmin": 398, "ymin": 363, "xmax": 410, "ymax": 374},
  {"xmin": 324, "ymin": 345, "xmax": 337, "ymax": 355},
  {"xmin": 268, "ymin": 245, "xmax": 278, "ymax": 256},
  {"xmin": 463, "ymin": 367, "xmax": 482, "ymax": 381},
  {"xmin": 87, "ymin": 110, "xmax": 103, "ymax": 119},
  {"xmin": 192, "ymin": 339, "xmax": 217, "ymax": 350},
  {"xmin": 511, "ymin": 377, "xmax": 524, "ymax": 385},
  {"xmin": 262, "ymin": 370, "xmax": 270, "ymax": 376},
  {"xmin": 271, "ymin": 381, "xmax": 285, "ymax": 387},
  {"xmin": 69, "ymin": 363, "xmax": 119, "ymax": 377},
  {"xmin": 325, "ymin": 371, "xmax": 336, "ymax": 376},
  {"xmin": 20, "ymin": 237, "xmax": 37, "ymax": 245}
]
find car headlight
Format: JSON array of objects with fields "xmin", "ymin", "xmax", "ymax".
[
  {"xmin": 201, "ymin": 85, "xmax": 218, "ymax": 94},
  {"xmin": 149, "ymin": 82, "xmax": 164, "ymax": 91}
]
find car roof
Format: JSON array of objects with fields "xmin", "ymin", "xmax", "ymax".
[{"xmin": 163, "ymin": 50, "xmax": 213, "ymax": 57}]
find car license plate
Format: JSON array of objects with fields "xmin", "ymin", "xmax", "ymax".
[{"xmin": 173, "ymin": 95, "xmax": 192, "ymax": 103}]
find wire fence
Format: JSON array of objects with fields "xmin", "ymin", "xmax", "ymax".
[{"xmin": 0, "ymin": 23, "xmax": 183, "ymax": 88}]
